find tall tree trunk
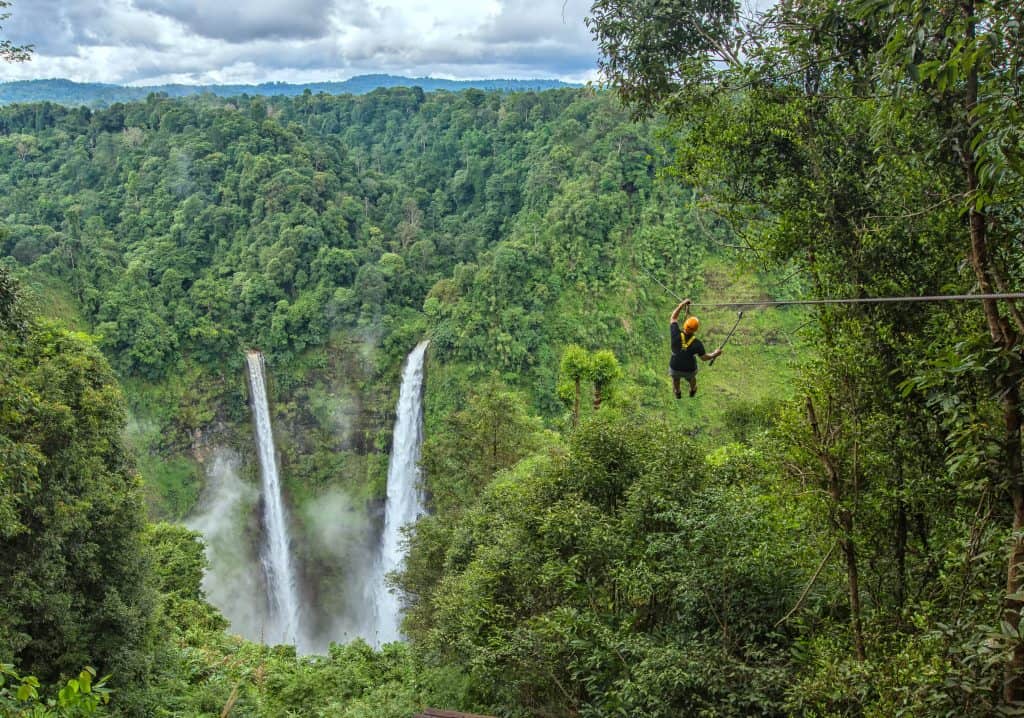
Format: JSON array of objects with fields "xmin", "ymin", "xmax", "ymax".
[
  {"xmin": 960, "ymin": 6, "xmax": 1024, "ymax": 698},
  {"xmin": 806, "ymin": 397, "xmax": 867, "ymax": 660},
  {"xmin": 1000, "ymin": 376, "xmax": 1024, "ymax": 704},
  {"xmin": 840, "ymin": 519, "xmax": 866, "ymax": 661},
  {"xmin": 896, "ymin": 493, "xmax": 908, "ymax": 616},
  {"xmin": 958, "ymin": 5, "xmax": 1024, "ymax": 696}
]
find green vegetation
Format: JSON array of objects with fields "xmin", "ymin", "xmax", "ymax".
[
  {"xmin": 1, "ymin": 0, "xmax": 1023, "ymax": 714},
  {"xmin": 405, "ymin": 411, "xmax": 807, "ymax": 716},
  {"xmin": 1, "ymin": 664, "xmax": 112, "ymax": 717},
  {"xmin": 0, "ymin": 272, "xmax": 155, "ymax": 713},
  {"xmin": 586, "ymin": 0, "xmax": 1024, "ymax": 713},
  {"xmin": 0, "ymin": 83, "xmax": 721, "ymax": 516}
]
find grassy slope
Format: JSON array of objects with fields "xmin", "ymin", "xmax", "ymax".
[
  {"xmin": 17, "ymin": 272, "xmax": 88, "ymax": 331},
  {"xmin": 660, "ymin": 255, "xmax": 805, "ymax": 431},
  {"xmin": 423, "ymin": 250, "xmax": 809, "ymax": 455},
  {"xmin": 558, "ymin": 251, "xmax": 804, "ymax": 428}
]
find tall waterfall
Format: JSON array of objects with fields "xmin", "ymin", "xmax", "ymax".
[
  {"xmin": 373, "ymin": 340, "xmax": 430, "ymax": 645},
  {"xmin": 245, "ymin": 350, "xmax": 303, "ymax": 649}
]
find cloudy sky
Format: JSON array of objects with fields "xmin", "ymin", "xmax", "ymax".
[{"xmin": 0, "ymin": 0, "xmax": 600, "ymax": 85}]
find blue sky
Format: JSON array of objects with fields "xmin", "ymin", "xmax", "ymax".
[{"xmin": 0, "ymin": 0, "xmax": 600, "ymax": 85}]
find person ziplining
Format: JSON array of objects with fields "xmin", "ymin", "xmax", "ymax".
[
  {"xmin": 643, "ymin": 260, "xmax": 1024, "ymax": 400},
  {"xmin": 669, "ymin": 299, "xmax": 722, "ymax": 398}
]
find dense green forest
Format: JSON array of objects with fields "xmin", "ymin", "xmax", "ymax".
[{"xmin": 2, "ymin": 0, "xmax": 1024, "ymax": 716}]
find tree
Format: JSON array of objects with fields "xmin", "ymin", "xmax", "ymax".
[
  {"xmin": 586, "ymin": 0, "xmax": 745, "ymax": 116},
  {"xmin": 559, "ymin": 344, "xmax": 590, "ymax": 425},
  {"xmin": 419, "ymin": 375, "xmax": 547, "ymax": 515},
  {"xmin": 0, "ymin": 263, "xmax": 26, "ymax": 332},
  {"xmin": 144, "ymin": 523, "xmax": 227, "ymax": 634},
  {"xmin": 856, "ymin": 2, "xmax": 1024, "ymax": 699},
  {"xmin": 0, "ymin": 315, "xmax": 156, "ymax": 708},
  {"xmin": 408, "ymin": 412, "xmax": 804, "ymax": 717},
  {"xmin": 587, "ymin": 348, "xmax": 622, "ymax": 409},
  {"xmin": 0, "ymin": 2, "xmax": 32, "ymax": 64}
]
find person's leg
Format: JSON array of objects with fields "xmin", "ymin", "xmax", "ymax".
[
  {"xmin": 672, "ymin": 374, "xmax": 682, "ymax": 399},
  {"xmin": 688, "ymin": 376, "xmax": 697, "ymax": 397}
]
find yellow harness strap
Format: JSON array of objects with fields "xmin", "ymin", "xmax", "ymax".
[{"xmin": 681, "ymin": 333, "xmax": 696, "ymax": 350}]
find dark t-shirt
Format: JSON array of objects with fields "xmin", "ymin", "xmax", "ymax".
[{"xmin": 670, "ymin": 321, "xmax": 705, "ymax": 372}]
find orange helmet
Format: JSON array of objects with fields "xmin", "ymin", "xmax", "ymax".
[{"xmin": 683, "ymin": 317, "xmax": 699, "ymax": 333}]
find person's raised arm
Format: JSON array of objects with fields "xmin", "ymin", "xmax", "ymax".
[{"xmin": 670, "ymin": 299, "xmax": 690, "ymax": 324}]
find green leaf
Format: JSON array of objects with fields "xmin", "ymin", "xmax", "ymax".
[{"xmin": 16, "ymin": 682, "xmax": 36, "ymax": 702}]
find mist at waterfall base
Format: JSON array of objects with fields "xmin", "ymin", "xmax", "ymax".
[
  {"xmin": 188, "ymin": 451, "xmax": 381, "ymax": 653},
  {"xmin": 300, "ymin": 488, "xmax": 380, "ymax": 650},
  {"xmin": 187, "ymin": 344, "xmax": 429, "ymax": 653},
  {"xmin": 186, "ymin": 451, "xmax": 264, "ymax": 639}
]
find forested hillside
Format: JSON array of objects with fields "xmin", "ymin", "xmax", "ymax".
[
  {"xmin": 2, "ymin": 0, "xmax": 1023, "ymax": 715},
  {"xmin": 0, "ymin": 86, "xmax": 752, "ymax": 516},
  {"xmin": 0, "ymin": 76, "xmax": 578, "ymax": 107}
]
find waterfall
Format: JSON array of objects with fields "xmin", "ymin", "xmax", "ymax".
[
  {"xmin": 245, "ymin": 350, "xmax": 303, "ymax": 649},
  {"xmin": 373, "ymin": 340, "xmax": 430, "ymax": 645}
]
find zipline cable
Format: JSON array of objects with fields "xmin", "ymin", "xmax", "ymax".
[
  {"xmin": 636, "ymin": 266, "xmax": 1024, "ymax": 310},
  {"xmin": 637, "ymin": 266, "xmax": 686, "ymax": 304},
  {"xmin": 690, "ymin": 292, "xmax": 1024, "ymax": 309},
  {"xmin": 636, "ymin": 269, "xmax": 1024, "ymax": 367}
]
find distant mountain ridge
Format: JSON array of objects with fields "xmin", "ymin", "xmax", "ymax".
[{"xmin": 0, "ymin": 74, "xmax": 580, "ymax": 107}]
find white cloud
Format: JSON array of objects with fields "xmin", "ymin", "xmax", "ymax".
[
  {"xmin": 0, "ymin": 0, "xmax": 600, "ymax": 84},
  {"xmin": 133, "ymin": 0, "xmax": 337, "ymax": 43}
]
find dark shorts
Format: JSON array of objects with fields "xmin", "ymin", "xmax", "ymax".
[{"xmin": 669, "ymin": 367, "xmax": 697, "ymax": 380}]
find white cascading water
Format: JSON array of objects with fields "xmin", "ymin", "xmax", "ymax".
[
  {"xmin": 245, "ymin": 350, "xmax": 303, "ymax": 649},
  {"xmin": 372, "ymin": 340, "xmax": 430, "ymax": 645}
]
